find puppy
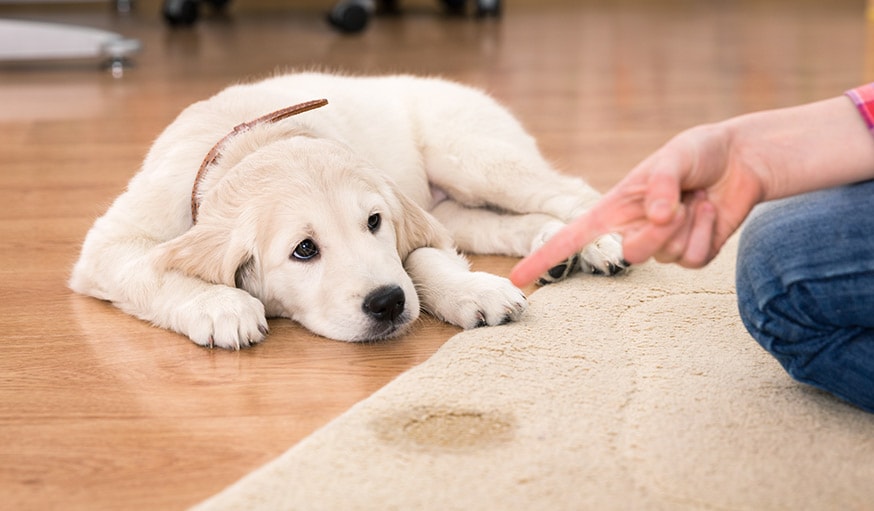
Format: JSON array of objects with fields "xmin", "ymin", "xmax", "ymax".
[{"xmin": 70, "ymin": 72, "xmax": 626, "ymax": 349}]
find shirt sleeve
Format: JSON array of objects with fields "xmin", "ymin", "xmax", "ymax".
[{"xmin": 845, "ymin": 83, "xmax": 874, "ymax": 134}]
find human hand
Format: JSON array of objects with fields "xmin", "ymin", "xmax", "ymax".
[{"xmin": 511, "ymin": 123, "xmax": 765, "ymax": 287}]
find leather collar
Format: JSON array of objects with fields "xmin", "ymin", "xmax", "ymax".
[{"xmin": 190, "ymin": 98, "xmax": 329, "ymax": 223}]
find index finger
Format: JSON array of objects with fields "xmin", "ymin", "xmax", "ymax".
[{"xmin": 510, "ymin": 210, "xmax": 610, "ymax": 287}]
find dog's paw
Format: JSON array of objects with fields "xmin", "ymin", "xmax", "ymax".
[
  {"xmin": 435, "ymin": 272, "xmax": 528, "ymax": 329},
  {"xmin": 579, "ymin": 233, "xmax": 629, "ymax": 276},
  {"xmin": 178, "ymin": 287, "xmax": 268, "ymax": 350},
  {"xmin": 531, "ymin": 223, "xmax": 629, "ymax": 285},
  {"xmin": 531, "ymin": 221, "xmax": 580, "ymax": 285},
  {"xmin": 535, "ymin": 254, "xmax": 580, "ymax": 286}
]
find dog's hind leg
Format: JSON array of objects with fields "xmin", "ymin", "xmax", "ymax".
[
  {"xmin": 420, "ymin": 102, "xmax": 628, "ymax": 280},
  {"xmin": 430, "ymin": 199, "xmax": 625, "ymax": 284},
  {"xmin": 430, "ymin": 199, "xmax": 558, "ymax": 257},
  {"xmin": 425, "ymin": 148, "xmax": 596, "ymax": 221}
]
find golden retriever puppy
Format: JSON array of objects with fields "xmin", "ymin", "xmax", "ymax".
[{"xmin": 70, "ymin": 72, "xmax": 626, "ymax": 349}]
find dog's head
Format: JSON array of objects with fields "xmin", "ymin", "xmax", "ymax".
[{"xmin": 154, "ymin": 136, "xmax": 451, "ymax": 341}]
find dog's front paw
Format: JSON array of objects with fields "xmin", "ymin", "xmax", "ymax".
[
  {"xmin": 435, "ymin": 273, "xmax": 528, "ymax": 329},
  {"xmin": 178, "ymin": 287, "xmax": 268, "ymax": 349},
  {"xmin": 579, "ymin": 233, "xmax": 629, "ymax": 276}
]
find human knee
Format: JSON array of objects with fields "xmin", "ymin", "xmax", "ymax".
[
  {"xmin": 735, "ymin": 203, "xmax": 786, "ymax": 337},
  {"xmin": 736, "ymin": 205, "xmax": 874, "ymax": 412},
  {"xmin": 735, "ymin": 204, "xmax": 824, "ymax": 375}
]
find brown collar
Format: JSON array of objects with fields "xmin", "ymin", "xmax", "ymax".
[{"xmin": 190, "ymin": 98, "xmax": 329, "ymax": 223}]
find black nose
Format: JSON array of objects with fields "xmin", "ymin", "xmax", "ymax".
[{"xmin": 362, "ymin": 285, "xmax": 406, "ymax": 322}]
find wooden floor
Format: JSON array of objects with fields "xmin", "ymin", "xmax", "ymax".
[{"xmin": 0, "ymin": 0, "xmax": 869, "ymax": 509}]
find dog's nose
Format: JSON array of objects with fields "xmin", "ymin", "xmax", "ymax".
[{"xmin": 362, "ymin": 285, "xmax": 406, "ymax": 322}]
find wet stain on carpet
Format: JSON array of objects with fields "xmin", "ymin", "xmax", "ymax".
[{"xmin": 373, "ymin": 407, "xmax": 515, "ymax": 451}]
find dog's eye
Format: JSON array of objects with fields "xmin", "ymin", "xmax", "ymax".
[
  {"xmin": 367, "ymin": 213, "xmax": 381, "ymax": 233},
  {"xmin": 291, "ymin": 239, "xmax": 319, "ymax": 261}
]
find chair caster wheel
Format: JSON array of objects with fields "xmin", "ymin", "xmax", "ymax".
[
  {"xmin": 162, "ymin": 0, "xmax": 199, "ymax": 26},
  {"xmin": 476, "ymin": 0, "xmax": 501, "ymax": 18},
  {"xmin": 328, "ymin": 0, "xmax": 374, "ymax": 33}
]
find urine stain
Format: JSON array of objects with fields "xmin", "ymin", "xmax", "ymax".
[{"xmin": 374, "ymin": 407, "xmax": 515, "ymax": 451}]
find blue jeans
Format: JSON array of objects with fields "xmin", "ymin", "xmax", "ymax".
[{"xmin": 736, "ymin": 179, "xmax": 874, "ymax": 413}]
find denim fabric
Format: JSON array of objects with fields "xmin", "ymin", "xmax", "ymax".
[{"xmin": 736, "ymin": 179, "xmax": 874, "ymax": 413}]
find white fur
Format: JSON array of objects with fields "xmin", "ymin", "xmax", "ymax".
[{"xmin": 70, "ymin": 72, "xmax": 625, "ymax": 348}]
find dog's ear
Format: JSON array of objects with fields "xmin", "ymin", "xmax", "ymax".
[
  {"xmin": 389, "ymin": 188, "xmax": 455, "ymax": 260},
  {"xmin": 153, "ymin": 223, "xmax": 254, "ymax": 288}
]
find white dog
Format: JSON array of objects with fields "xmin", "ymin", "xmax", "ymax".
[{"xmin": 70, "ymin": 73, "xmax": 626, "ymax": 349}]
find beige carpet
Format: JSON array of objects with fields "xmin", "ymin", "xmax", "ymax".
[{"xmin": 192, "ymin": 237, "xmax": 874, "ymax": 510}]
